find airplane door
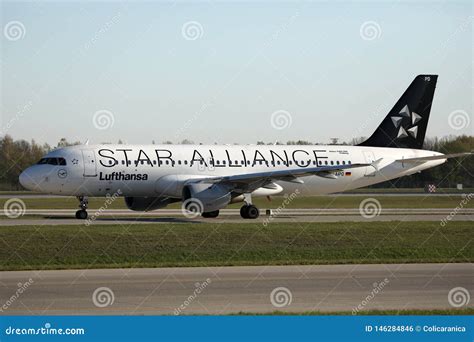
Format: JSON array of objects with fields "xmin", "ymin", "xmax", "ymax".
[
  {"xmin": 82, "ymin": 149, "xmax": 97, "ymax": 177},
  {"xmin": 363, "ymin": 151, "xmax": 376, "ymax": 177}
]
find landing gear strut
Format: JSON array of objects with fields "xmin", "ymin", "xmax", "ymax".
[
  {"xmin": 240, "ymin": 193, "xmax": 260, "ymax": 219},
  {"xmin": 75, "ymin": 196, "xmax": 89, "ymax": 220}
]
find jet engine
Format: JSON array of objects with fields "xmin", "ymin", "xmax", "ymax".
[
  {"xmin": 182, "ymin": 183, "xmax": 231, "ymax": 212},
  {"xmin": 124, "ymin": 196, "xmax": 177, "ymax": 211}
]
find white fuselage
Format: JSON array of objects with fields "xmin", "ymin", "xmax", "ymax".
[{"xmin": 19, "ymin": 144, "xmax": 445, "ymax": 199}]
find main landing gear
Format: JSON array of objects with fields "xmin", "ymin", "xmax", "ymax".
[
  {"xmin": 201, "ymin": 210, "xmax": 219, "ymax": 218},
  {"xmin": 75, "ymin": 196, "xmax": 89, "ymax": 220},
  {"xmin": 240, "ymin": 193, "xmax": 260, "ymax": 219}
]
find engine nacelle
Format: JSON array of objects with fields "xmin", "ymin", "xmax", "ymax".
[
  {"xmin": 124, "ymin": 196, "xmax": 177, "ymax": 211},
  {"xmin": 182, "ymin": 183, "xmax": 231, "ymax": 212}
]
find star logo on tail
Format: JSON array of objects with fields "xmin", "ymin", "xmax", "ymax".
[{"xmin": 391, "ymin": 104, "xmax": 421, "ymax": 139}]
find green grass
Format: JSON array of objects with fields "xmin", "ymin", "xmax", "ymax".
[
  {"xmin": 0, "ymin": 221, "xmax": 471, "ymax": 271},
  {"xmin": 347, "ymin": 188, "xmax": 474, "ymax": 194},
  {"xmin": 236, "ymin": 308, "xmax": 474, "ymax": 315},
  {"xmin": 0, "ymin": 194, "xmax": 472, "ymax": 210}
]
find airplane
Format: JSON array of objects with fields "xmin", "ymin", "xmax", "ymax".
[{"xmin": 19, "ymin": 75, "xmax": 472, "ymax": 220}]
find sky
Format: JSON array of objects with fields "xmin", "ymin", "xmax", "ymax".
[{"xmin": 1, "ymin": 0, "xmax": 472, "ymax": 146}]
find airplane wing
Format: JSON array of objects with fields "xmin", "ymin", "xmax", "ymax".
[
  {"xmin": 395, "ymin": 152, "xmax": 473, "ymax": 163},
  {"xmin": 188, "ymin": 162, "xmax": 371, "ymax": 192}
]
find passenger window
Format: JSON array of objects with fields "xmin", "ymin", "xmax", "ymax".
[
  {"xmin": 325, "ymin": 161, "xmax": 328, "ymax": 165},
  {"xmin": 336, "ymin": 161, "xmax": 340, "ymax": 165},
  {"xmin": 330, "ymin": 161, "xmax": 334, "ymax": 165},
  {"xmin": 184, "ymin": 160, "xmax": 188, "ymax": 165},
  {"xmin": 178, "ymin": 160, "xmax": 182, "ymax": 165},
  {"xmin": 318, "ymin": 161, "xmax": 322, "ymax": 165},
  {"xmin": 165, "ymin": 160, "xmax": 169, "ymax": 165}
]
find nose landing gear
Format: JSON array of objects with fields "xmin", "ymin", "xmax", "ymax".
[{"xmin": 75, "ymin": 196, "xmax": 89, "ymax": 220}]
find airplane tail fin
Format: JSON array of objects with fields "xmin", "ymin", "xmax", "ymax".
[{"xmin": 358, "ymin": 75, "xmax": 438, "ymax": 149}]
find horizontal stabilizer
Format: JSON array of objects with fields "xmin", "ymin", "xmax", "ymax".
[{"xmin": 395, "ymin": 152, "xmax": 472, "ymax": 163}]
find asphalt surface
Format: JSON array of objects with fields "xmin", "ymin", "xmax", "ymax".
[
  {"xmin": 1, "ymin": 208, "xmax": 472, "ymax": 225},
  {"xmin": 0, "ymin": 193, "xmax": 471, "ymax": 199},
  {"xmin": 0, "ymin": 263, "xmax": 471, "ymax": 315}
]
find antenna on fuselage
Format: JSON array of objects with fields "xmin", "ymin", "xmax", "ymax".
[{"xmin": 84, "ymin": 139, "xmax": 90, "ymax": 145}]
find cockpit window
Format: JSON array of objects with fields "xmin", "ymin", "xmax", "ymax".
[{"xmin": 37, "ymin": 157, "xmax": 67, "ymax": 166}]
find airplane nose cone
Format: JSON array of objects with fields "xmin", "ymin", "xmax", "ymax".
[{"xmin": 19, "ymin": 168, "xmax": 36, "ymax": 191}]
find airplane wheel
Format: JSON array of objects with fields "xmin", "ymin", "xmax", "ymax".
[
  {"xmin": 246, "ymin": 205, "xmax": 260, "ymax": 219},
  {"xmin": 75, "ymin": 209, "xmax": 88, "ymax": 220},
  {"xmin": 202, "ymin": 210, "xmax": 219, "ymax": 218},
  {"xmin": 240, "ymin": 205, "xmax": 249, "ymax": 219},
  {"xmin": 240, "ymin": 205, "xmax": 259, "ymax": 219}
]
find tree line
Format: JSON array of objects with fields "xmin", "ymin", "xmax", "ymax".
[{"xmin": 0, "ymin": 134, "xmax": 472, "ymax": 191}]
